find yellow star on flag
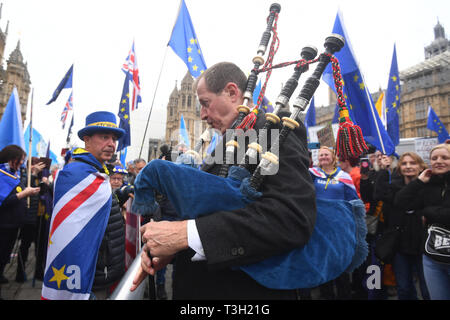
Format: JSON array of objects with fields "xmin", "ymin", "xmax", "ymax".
[
  {"xmin": 187, "ymin": 47, "xmax": 192, "ymax": 53},
  {"xmin": 359, "ymin": 82, "xmax": 365, "ymax": 90},
  {"xmin": 353, "ymin": 74, "xmax": 359, "ymax": 82},
  {"xmin": 188, "ymin": 56, "xmax": 193, "ymax": 63},
  {"xmin": 190, "ymin": 38, "xmax": 195, "ymax": 44},
  {"xmin": 391, "ymin": 75, "xmax": 397, "ymax": 82},
  {"xmin": 193, "ymin": 65, "xmax": 198, "ymax": 71},
  {"xmin": 49, "ymin": 265, "xmax": 70, "ymax": 289}
]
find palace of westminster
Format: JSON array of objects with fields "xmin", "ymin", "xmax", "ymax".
[{"xmin": 0, "ymin": 5, "xmax": 447, "ymax": 158}]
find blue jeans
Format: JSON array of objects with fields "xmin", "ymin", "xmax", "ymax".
[
  {"xmin": 393, "ymin": 253, "xmax": 429, "ymax": 300},
  {"xmin": 423, "ymin": 254, "xmax": 450, "ymax": 300}
]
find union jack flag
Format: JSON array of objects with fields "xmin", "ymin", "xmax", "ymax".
[
  {"xmin": 122, "ymin": 41, "xmax": 141, "ymax": 111},
  {"xmin": 61, "ymin": 91, "xmax": 73, "ymax": 129}
]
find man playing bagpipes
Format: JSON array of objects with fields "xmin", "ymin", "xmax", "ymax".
[{"xmin": 131, "ymin": 62, "xmax": 317, "ymax": 299}]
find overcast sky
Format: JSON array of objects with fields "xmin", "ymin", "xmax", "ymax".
[{"xmin": 2, "ymin": 0, "xmax": 448, "ymax": 162}]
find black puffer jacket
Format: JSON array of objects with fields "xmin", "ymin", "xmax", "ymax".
[
  {"xmin": 374, "ymin": 170, "xmax": 426, "ymax": 255},
  {"xmin": 92, "ymin": 192, "xmax": 125, "ymax": 290}
]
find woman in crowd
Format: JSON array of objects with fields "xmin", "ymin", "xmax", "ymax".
[
  {"xmin": 374, "ymin": 152, "xmax": 430, "ymax": 300},
  {"xmin": 309, "ymin": 146, "xmax": 359, "ymax": 299},
  {"xmin": 395, "ymin": 144, "xmax": 450, "ymax": 300},
  {"xmin": 0, "ymin": 145, "xmax": 40, "ymax": 284}
]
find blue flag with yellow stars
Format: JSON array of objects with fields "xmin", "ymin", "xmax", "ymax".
[
  {"xmin": 168, "ymin": 0, "xmax": 207, "ymax": 78},
  {"xmin": 305, "ymin": 96, "xmax": 316, "ymax": 127},
  {"xmin": 47, "ymin": 64, "xmax": 73, "ymax": 105},
  {"xmin": 322, "ymin": 11, "xmax": 395, "ymax": 155},
  {"xmin": 117, "ymin": 73, "xmax": 131, "ymax": 152},
  {"xmin": 386, "ymin": 45, "xmax": 400, "ymax": 146},
  {"xmin": 427, "ymin": 106, "xmax": 449, "ymax": 143}
]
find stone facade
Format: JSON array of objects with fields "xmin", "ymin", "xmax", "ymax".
[
  {"xmin": 164, "ymin": 71, "xmax": 207, "ymax": 149},
  {"xmin": 0, "ymin": 7, "xmax": 31, "ymax": 123}
]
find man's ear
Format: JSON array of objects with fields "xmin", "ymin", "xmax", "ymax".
[{"xmin": 223, "ymin": 82, "xmax": 240, "ymax": 103}]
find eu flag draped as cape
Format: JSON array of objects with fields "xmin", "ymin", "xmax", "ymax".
[{"xmin": 41, "ymin": 149, "xmax": 111, "ymax": 300}]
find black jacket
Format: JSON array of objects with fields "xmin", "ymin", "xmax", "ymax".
[
  {"xmin": 374, "ymin": 170, "xmax": 426, "ymax": 255},
  {"xmin": 395, "ymin": 171, "xmax": 450, "ymax": 229},
  {"xmin": 172, "ymin": 110, "xmax": 316, "ymax": 299},
  {"xmin": 92, "ymin": 192, "xmax": 125, "ymax": 290}
]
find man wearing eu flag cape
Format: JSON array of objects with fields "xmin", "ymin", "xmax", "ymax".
[{"xmin": 41, "ymin": 111, "xmax": 125, "ymax": 300}]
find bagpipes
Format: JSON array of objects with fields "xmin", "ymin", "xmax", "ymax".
[{"xmin": 132, "ymin": 4, "xmax": 368, "ymax": 290}]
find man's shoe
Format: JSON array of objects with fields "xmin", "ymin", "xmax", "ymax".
[{"xmin": 157, "ymin": 284, "xmax": 167, "ymax": 300}]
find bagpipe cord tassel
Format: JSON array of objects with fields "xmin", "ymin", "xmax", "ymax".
[{"xmin": 327, "ymin": 54, "xmax": 368, "ymax": 160}]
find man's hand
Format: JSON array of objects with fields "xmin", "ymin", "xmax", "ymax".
[
  {"xmin": 130, "ymin": 244, "xmax": 174, "ymax": 292},
  {"xmin": 140, "ymin": 220, "xmax": 189, "ymax": 257}
]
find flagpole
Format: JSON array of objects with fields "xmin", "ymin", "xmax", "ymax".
[
  {"xmin": 27, "ymin": 88, "xmax": 34, "ymax": 208},
  {"xmin": 138, "ymin": 46, "xmax": 169, "ymax": 159}
]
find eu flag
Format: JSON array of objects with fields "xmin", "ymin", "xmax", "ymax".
[
  {"xmin": 386, "ymin": 45, "xmax": 400, "ymax": 146},
  {"xmin": 427, "ymin": 106, "xmax": 449, "ymax": 143},
  {"xmin": 47, "ymin": 64, "xmax": 73, "ymax": 105},
  {"xmin": 322, "ymin": 12, "xmax": 395, "ymax": 155},
  {"xmin": 117, "ymin": 74, "xmax": 131, "ymax": 152},
  {"xmin": 0, "ymin": 87, "xmax": 25, "ymax": 151},
  {"xmin": 253, "ymin": 80, "xmax": 274, "ymax": 113},
  {"xmin": 168, "ymin": 0, "xmax": 207, "ymax": 78},
  {"xmin": 305, "ymin": 96, "xmax": 316, "ymax": 127}
]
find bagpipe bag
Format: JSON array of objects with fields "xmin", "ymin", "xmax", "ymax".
[{"xmin": 132, "ymin": 159, "xmax": 367, "ymax": 289}]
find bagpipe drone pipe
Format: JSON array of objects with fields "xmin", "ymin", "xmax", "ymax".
[{"xmin": 132, "ymin": 16, "xmax": 368, "ymax": 290}]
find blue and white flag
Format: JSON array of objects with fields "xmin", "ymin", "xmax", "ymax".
[
  {"xmin": 179, "ymin": 114, "xmax": 190, "ymax": 148},
  {"xmin": 41, "ymin": 149, "xmax": 111, "ymax": 300}
]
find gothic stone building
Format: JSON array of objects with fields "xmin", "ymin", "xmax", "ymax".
[
  {"xmin": 399, "ymin": 21, "xmax": 449, "ymax": 139},
  {"xmin": 165, "ymin": 71, "xmax": 207, "ymax": 150},
  {"xmin": 0, "ymin": 9, "xmax": 31, "ymax": 123}
]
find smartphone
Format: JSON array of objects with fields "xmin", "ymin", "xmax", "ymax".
[{"xmin": 360, "ymin": 157, "xmax": 370, "ymax": 175}]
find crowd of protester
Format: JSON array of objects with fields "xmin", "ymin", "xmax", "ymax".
[{"xmin": 0, "ymin": 138, "xmax": 449, "ymax": 300}]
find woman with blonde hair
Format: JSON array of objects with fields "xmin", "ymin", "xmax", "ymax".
[
  {"xmin": 374, "ymin": 151, "xmax": 430, "ymax": 300},
  {"xmin": 309, "ymin": 146, "xmax": 359, "ymax": 202},
  {"xmin": 395, "ymin": 144, "xmax": 450, "ymax": 299},
  {"xmin": 309, "ymin": 146, "xmax": 359, "ymax": 299}
]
